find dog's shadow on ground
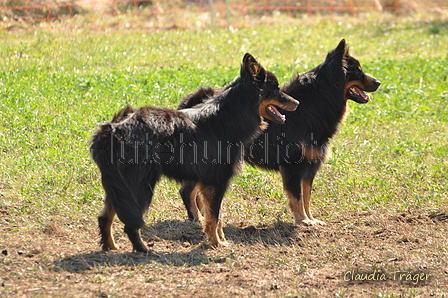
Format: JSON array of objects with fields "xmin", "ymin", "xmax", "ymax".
[
  {"xmin": 143, "ymin": 219, "xmax": 299, "ymax": 246},
  {"xmin": 50, "ymin": 220, "xmax": 299, "ymax": 273}
]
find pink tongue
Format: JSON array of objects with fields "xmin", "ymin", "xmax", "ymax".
[
  {"xmin": 268, "ymin": 105, "xmax": 282, "ymax": 117},
  {"xmin": 354, "ymin": 87, "xmax": 370, "ymax": 100}
]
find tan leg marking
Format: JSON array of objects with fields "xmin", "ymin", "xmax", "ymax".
[
  {"xmin": 302, "ymin": 179, "xmax": 326, "ymax": 226},
  {"xmin": 189, "ymin": 183, "xmax": 203, "ymax": 222},
  {"xmin": 196, "ymin": 182, "xmax": 228, "ymax": 247},
  {"xmin": 100, "ymin": 204, "xmax": 119, "ymax": 250},
  {"xmin": 217, "ymin": 218, "xmax": 226, "ymax": 242},
  {"xmin": 302, "ymin": 143, "xmax": 332, "ymax": 163},
  {"xmin": 285, "ymin": 189, "xmax": 310, "ymax": 226}
]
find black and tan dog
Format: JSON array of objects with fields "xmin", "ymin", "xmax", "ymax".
[
  {"xmin": 178, "ymin": 39, "xmax": 380, "ymax": 226},
  {"xmin": 90, "ymin": 53, "xmax": 299, "ymax": 252}
]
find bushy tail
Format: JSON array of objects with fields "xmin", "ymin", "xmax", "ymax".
[
  {"xmin": 90, "ymin": 104, "xmax": 135, "ymax": 174},
  {"xmin": 177, "ymin": 87, "xmax": 217, "ymax": 109}
]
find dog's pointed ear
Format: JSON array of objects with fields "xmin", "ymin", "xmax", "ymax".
[
  {"xmin": 241, "ymin": 53, "xmax": 265, "ymax": 83},
  {"xmin": 336, "ymin": 38, "xmax": 347, "ymax": 55},
  {"xmin": 243, "ymin": 53, "xmax": 257, "ymax": 65},
  {"xmin": 325, "ymin": 39, "xmax": 348, "ymax": 67}
]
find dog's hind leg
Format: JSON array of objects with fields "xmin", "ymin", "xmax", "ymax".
[
  {"xmin": 101, "ymin": 170, "xmax": 157, "ymax": 253},
  {"xmin": 196, "ymin": 182, "xmax": 229, "ymax": 247},
  {"xmin": 120, "ymin": 199, "xmax": 149, "ymax": 253},
  {"xmin": 98, "ymin": 174, "xmax": 129, "ymax": 252},
  {"xmin": 98, "ymin": 198, "xmax": 119, "ymax": 251},
  {"xmin": 122, "ymin": 173, "xmax": 160, "ymax": 253},
  {"xmin": 103, "ymin": 185, "xmax": 148, "ymax": 252},
  {"xmin": 123, "ymin": 225, "xmax": 147, "ymax": 253}
]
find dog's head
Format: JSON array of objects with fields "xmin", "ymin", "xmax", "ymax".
[
  {"xmin": 241, "ymin": 53, "xmax": 299, "ymax": 124},
  {"xmin": 326, "ymin": 39, "xmax": 381, "ymax": 104}
]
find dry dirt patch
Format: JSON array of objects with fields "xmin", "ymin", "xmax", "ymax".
[{"xmin": 1, "ymin": 210, "xmax": 447, "ymax": 297}]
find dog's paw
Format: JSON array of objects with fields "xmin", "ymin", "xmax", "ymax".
[
  {"xmin": 102, "ymin": 243, "xmax": 119, "ymax": 252},
  {"xmin": 212, "ymin": 240, "xmax": 230, "ymax": 248},
  {"xmin": 296, "ymin": 217, "xmax": 327, "ymax": 226},
  {"xmin": 301, "ymin": 219, "xmax": 317, "ymax": 226},
  {"xmin": 313, "ymin": 219, "xmax": 327, "ymax": 226},
  {"xmin": 218, "ymin": 240, "xmax": 230, "ymax": 247},
  {"xmin": 204, "ymin": 239, "xmax": 230, "ymax": 249}
]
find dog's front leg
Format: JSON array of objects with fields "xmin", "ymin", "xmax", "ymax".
[
  {"xmin": 196, "ymin": 182, "xmax": 229, "ymax": 247},
  {"xmin": 280, "ymin": 165, "xmax": 325, "ymax": 226}
]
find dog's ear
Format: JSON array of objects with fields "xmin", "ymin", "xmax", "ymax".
[
  {"xmin": 241, "ymin": 53, "xmax": 266, "ymax": 83},
  {"xmin": 325, "ymin": 39, "xmax": 348, "ymax": 68},
  {"xmin": 336, "ymin": 39, "xmax": 348, "ymax": 56}
]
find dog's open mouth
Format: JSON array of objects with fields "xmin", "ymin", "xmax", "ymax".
[
  {"xmin": 260, "ymin": 94, "xmax": 298, "ymax": 124},
  {"xmin": 266, "ymin": 104, "xmax": 286, "ymax": 124},
  {"xmin": 348, "ymin": 86, "xmax": 371, "ymax": 103}
]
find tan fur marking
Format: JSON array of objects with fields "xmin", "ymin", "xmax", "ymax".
[
  {"xmin": 217, "ymin": 219, "xmax": 226, "ymax": 242},
  {"xmin": 250, "ymin": 62, "xmax": 261, "ymax": 76},
  {"xmin": 284, "ymin": 189, "xmax": 309, "ymax": 225},
  {"xmin": 196, "ymin": 183, "xmax": 218, "ymax": 246},
  {"xmin": 189, "ymin": 183, "xmax": 203, "ymax": 222},
  {"xmin": 195, "ymin": 182, "xmax": 228, "ymax": 247},
  {"xmin": 259, "ymin": 99, "xmax": 278, "ymax": 120},
  {"xmin": 302, "ymin": 179, "xmax": 326, "ymax": 226},
  {"xmin": 340, "ymin": 105, "xmax": 349, "ymax": 123},
  {"xmin": 302, "ymin": 143, "xmax": 333, "ymax": 163},
  {"xmin": 303, "ymin": 146, "xmax": 322, "ymax": 162},
  {"xmin": 101, "ymin": 204, "xmax": 119, "ymax": 250},
  {"xmin": 344, "ymin": 80, "xmax": 362, "ymax": 100},
  {"xmin": 322, "ymin": 144, "xmax": 332, "ymax": 163},
  {"xmin": 259, "ymin": 98, "xmax": 297, "ymax": 123},
  {"xmin": 301, "ymin": 179, "xmax": 313, "ymax": 220},
  {"xmin": 203, "ymin": 215, "xmax": 219, "ymax": 247},
  {"xmin": 259, "ymin": 98, "xmax": 297, "ymax": 113},
  {"xmin": 195, "ymin": 182, "xmax": 213, "ymax": 220},
  {"xmin": 259, "ymin": 120, "xmax": 269, "ymax": 130}
]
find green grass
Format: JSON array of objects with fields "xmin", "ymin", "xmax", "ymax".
[
  {"xmin": 2, "ymin": 17, "xmax": 446, "ymax": 220},
  {"xmin": 0, "ymin": 14, "xmax": 447, "ymax": 297}
]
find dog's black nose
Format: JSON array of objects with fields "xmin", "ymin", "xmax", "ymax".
[{"xmin": 375, "ymin": 80, "xmax": 381, "ymax": 87}]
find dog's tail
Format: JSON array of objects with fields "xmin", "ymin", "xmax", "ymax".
[
  {"xmin": 90, "ymin": 121, "xmax": 114, "ymax": 168},
  {"xmin": 177, "ymin": 87, "xmax": 217, "ymax": 110},
  {"xmin": 90, "ymin": 105, "xmax": 135, "ymax": 165}
]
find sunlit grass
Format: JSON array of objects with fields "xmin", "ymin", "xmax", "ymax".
[
  {"xmin": 0, "ymin": 15, "xmax": 447, "ymax": 297},
  {"xmin": 0, "ymin": 17, "xmax": 447, "ymax": 226}
]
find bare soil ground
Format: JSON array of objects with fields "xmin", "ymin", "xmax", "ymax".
[{"xmin": 1, "ymin": 206, "xmax": 447, "ymax": 297}]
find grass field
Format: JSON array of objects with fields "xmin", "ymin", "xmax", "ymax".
[{"xmin": 1, "ymin": 14, "xmax": 447, "ymax": 297}]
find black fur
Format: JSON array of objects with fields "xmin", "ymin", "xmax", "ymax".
[
  {"xmin": 91, "ymin": 53, "xmax": 298, "ymax": 252},
  {"xmin": 178, "ymin": 39, "xmax": 380, "ymax": 226}
]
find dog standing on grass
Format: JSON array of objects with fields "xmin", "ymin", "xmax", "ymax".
[
  {"xmin": 178, "ymin": 39, "xmax": 380, "ymax": 226},
  {"xmin": 90, "ymin": 53, "xmax": 299, "ymax": 252}
]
